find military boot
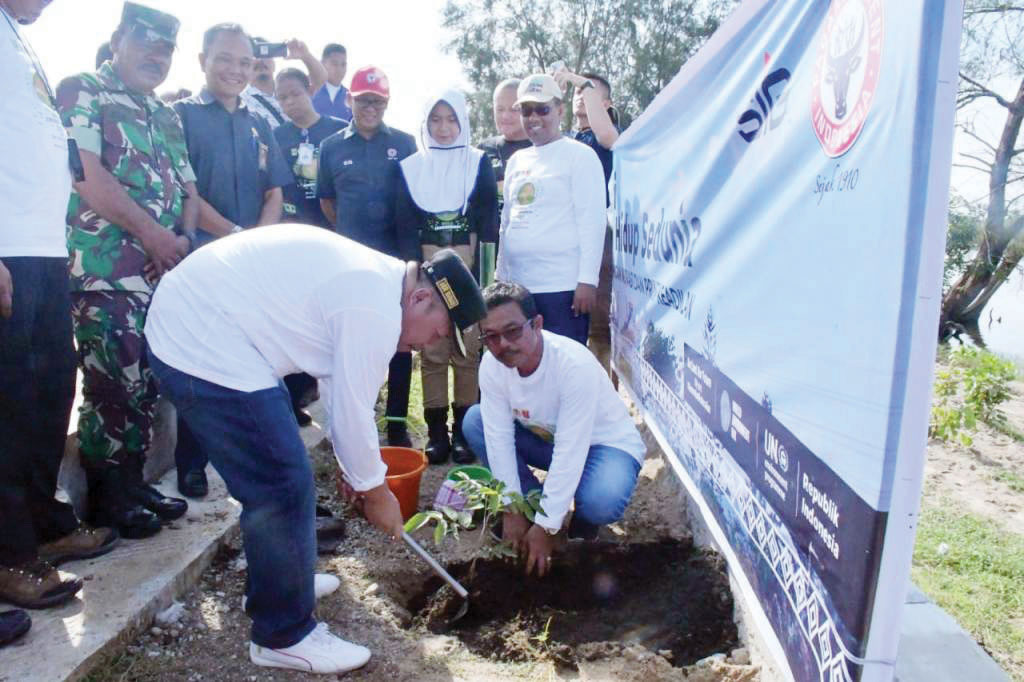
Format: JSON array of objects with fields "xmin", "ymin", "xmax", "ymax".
[
  {"xmin": 423, "ymin": 407, "xmax": 451, "ymax": 465},
  {"xmin": 450, "ymin": 404, "xmax": 476, "ymax": 465}
]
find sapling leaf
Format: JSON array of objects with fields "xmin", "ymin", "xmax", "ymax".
[
  {"xmin": 433, "ymin": 521, "xmax": 446, "ymax": 546},
  {"xmin": 404, "ymin": 512, "xmax": 430, "ymax": 533},
  {"xmin": 442, "ymin": 506, "xmax": 460, "ymax": 523}
]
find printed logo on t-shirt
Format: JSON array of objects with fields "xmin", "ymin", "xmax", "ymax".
[
  {"xmin": 516, "ymin": 182, "xmax": 536, "ymax": 206},
  {"xmin": 387, "ymin": 147, "xmax": 398, "ymax": 159}
]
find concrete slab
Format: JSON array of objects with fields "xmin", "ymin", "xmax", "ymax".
[
  {"xmin": 0, "ymin": 467, "xmax": 240, "ymax": 682},
  {"xmin": 895, "ymin": 584, "xmax": 1010, "ymax": 682}
]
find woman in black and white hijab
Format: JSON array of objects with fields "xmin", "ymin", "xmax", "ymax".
[{"xmin": 397, "ymin": 88, "xmax": 498, "ymax": 467}]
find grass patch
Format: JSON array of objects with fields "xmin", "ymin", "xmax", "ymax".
[
  {"xmin": 912, "ymin": 503, "xmax": 1024, "ymax": 677},
  {"xmin": 994, "ymin": 470, "xmax": 1024, "ymax": 494}
]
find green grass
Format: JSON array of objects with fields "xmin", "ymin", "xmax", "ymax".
[
  {"xmin": 994, "ymin": 470, "xmax": 1024, "ymax": 494},
  {"xmin": 912, "ymin": 503, "xmax": 1024, "ymax": 678}
]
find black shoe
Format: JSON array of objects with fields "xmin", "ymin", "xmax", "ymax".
[
  {"xmin": 567, "ymin": 514, "xmax": 600, "ymax": 541},
  {"xmin": 128, "ymin": 484, "xmax": 188, "ymax": 521},
  {"xmin": 0, "ymin": 610, "xmax": 30, "ymax": 646},
  {"xmin": 450, "ymin": 404, "xmax": 476, "ymax": 465},
  {"xmin": 423, "ymin": 407, "xmax": 450, "ymax": 465},
  {"xmin": 316, "ymin": 515, "xmax": 346, "ymax": 555},
  {"xmin": 86, "ymin": 466, "xmax": 164, "ymax": 539},
  {"xmin": 293, "ymin": 406, "xmax": 313, "ymax": 427},
  {"xmin": 178, "ymin": 468, "xmax": 208, "ymax": 499},
  {"xmin": 386, "ymin": 420, "xmax": 413, "ymax": 448}
]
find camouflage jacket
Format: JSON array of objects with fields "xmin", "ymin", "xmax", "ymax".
[{"xmin": 56, "ymin": 62, "xmax": 196, "ymax": 293}]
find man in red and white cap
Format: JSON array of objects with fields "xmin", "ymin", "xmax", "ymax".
[{"xmin": 316, "ymin": 66, "xmax": 419, "ymax": 447}]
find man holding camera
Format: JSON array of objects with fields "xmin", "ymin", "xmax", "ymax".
[{"xmin": 242, "ymin": 37, "xmax": 326, "ymax": 130}]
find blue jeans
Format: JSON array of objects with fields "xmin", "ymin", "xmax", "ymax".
[
  {"xmin": 461, "ymin": 405, "xmax": 640, "ymax": 527},
  {"xmin": 148, "ymin": 350, "xmax": 315, "ymax": 648},
  {"xmin": 533, "ymin": 290, "xmax": 589, "ymax": 346}
]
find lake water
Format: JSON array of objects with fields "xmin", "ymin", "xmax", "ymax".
[{"xmin": 979, "ymin": 267, "xmax": 1024, "ymax": 364}]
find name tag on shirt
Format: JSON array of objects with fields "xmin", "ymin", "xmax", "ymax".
[{"xmin": 343, "ymin": 159, "xmax": 354, "ymax": 166}]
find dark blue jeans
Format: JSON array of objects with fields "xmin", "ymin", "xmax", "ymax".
[
  {"xmin": 0, "ymin": 258, "xmax": 80, "ymax": 565},
  {"xmin": 461, "ymin": 405, "xmax": 640, "ymax": 527},
  {"xmin": 148, "ymin": 351, "xmax": 316, "ymax": 648},
  {"xmin": 533, "ymin": 290, "xmax": 589, "ymax": 345}
]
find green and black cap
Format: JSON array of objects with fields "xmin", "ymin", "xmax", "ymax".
[
  {"xmin": 422, "ymin": 249, "xmax": 486, "ymax": 357},
  {"xmin": 119, "ymin": 2, "xmax": 180, "ymax": 47}
]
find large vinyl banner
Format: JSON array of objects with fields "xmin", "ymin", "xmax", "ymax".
[{"xmin": 610, "ymin": 2, "xmax": 961, "ymax": 681}]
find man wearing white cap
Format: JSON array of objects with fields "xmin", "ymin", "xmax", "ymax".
[{"xmin": 495, "ymin": 72, "xmax": 606, "ymax": 346}]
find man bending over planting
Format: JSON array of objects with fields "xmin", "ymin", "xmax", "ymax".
[{"xmin": 462, "ymin": 281, "xmax": 646, "ymax": 576}]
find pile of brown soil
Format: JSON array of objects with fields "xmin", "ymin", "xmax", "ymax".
[{"xmin": 407, "ymin": 538, "xmax": 738, "ymax": 670}]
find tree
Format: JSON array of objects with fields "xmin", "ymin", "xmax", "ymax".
[
  {"xmin": 441, "ymin": 0, "xmax": 735, "ymax": 139},
  {"xmin": 940, "ymin": 1, "xmax": 1024, "ymax": 341}
]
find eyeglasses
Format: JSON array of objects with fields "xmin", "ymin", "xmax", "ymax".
[
  {"xmin": 479, "ymin": 317, "xmax": 535, "ymax": 347},
  {"xmin": 519, "ymin": 103, "xmax": 552, "ymax": 117},
  {"xmin": 354, "ymin": 97, "xmax": 388, "ymax": 110}
]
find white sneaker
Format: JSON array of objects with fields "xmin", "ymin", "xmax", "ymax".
[
  {"xmin": 250, "ymin": 622, "xmax": 371, "ymax": 673},
  {"xmin": 241, "ymin": 573, "xmax": 341, "ymax": 610}
]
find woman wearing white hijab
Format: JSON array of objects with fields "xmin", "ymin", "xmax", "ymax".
[{"xmin": 397, "ymin": 88, "xmax": 498, "ymax": 465}]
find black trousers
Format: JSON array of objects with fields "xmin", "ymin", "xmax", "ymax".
[
  {"xmin": 385, "ymin": 352, "xmax": 412, "ymax": 421},
  {"xmin": 0, "ymin": 257, "xmax": 80, "ymax": 565}
]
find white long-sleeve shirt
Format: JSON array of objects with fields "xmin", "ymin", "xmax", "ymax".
[
  {"xmin": 496, "ymin": 136, "xmax": 606, "ymax": 293},
  {"xmin": 479, "ymin": 331, "xmax": 646, "ymax": 531},
  {"xmin": 145, "ymin": 224, "xmax": 404, "ymax": 491}
]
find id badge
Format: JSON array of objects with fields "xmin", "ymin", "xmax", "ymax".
[
  {"xmin": 258, "ymin": 142, "xmax": 268, "ymax": 171},
  {"xmin": 297, "ymin": 142, "xmax": 315, "ymax": 166}
]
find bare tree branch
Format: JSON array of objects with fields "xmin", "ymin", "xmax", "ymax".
[{"xmin": 959, "ymin": 72, "xmax": 1015, "ymax": 109}]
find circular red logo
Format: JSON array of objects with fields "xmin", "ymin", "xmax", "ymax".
[{"xmin": 811, "ymin": 0, "xmax": 883, "ymax": 157}]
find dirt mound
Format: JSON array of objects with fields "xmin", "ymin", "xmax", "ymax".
[{"xmin": 407, "ymin": 539, "xmax": 738, "ymax": 670}]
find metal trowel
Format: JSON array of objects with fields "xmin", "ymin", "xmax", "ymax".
[{"xmin": 402, "ymin": 531, "xmax": 470, "ymax": 623}]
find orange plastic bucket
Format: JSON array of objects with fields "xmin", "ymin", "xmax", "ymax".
[{"xmin": 380, "ymin": 447, "xmax": 428, "ymax": 520}]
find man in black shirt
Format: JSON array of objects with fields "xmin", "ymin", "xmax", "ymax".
[
  {"xmin": 316, "ymin": 65, "xmax": 418, "ymax": 446},
  {"xmin": 477, "ymin": 78, "xmax": 531, "ymax": 242}
]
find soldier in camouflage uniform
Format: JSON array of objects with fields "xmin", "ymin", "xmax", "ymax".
[{"xmin": 56, "ymin": 2, "xmax": 197, "ymax": 539}]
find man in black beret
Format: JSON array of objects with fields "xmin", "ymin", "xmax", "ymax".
[{"xmin": 143, "ymin": 225, "xmax": 484, "ymax": 674}]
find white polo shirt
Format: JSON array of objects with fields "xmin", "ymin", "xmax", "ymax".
[{"xmin": 146, "ymin": 225, "xmax": 407, "ymax": 491}]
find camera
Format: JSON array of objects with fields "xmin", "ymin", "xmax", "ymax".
[{"xmin": 253, "ymin": 41, "xmax": 288, "ymax": 59}]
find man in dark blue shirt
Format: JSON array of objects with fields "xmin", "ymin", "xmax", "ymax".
[
  {"xmin": 311, "ymin": 43, "xmax": 352, "ymax": 122},
  {"xmin": 317, "ymin": 65, "xmax": 418, "ymax": 446},
  {"xmin": 173, "ymin": 23, "xmax": 291, "ymax": 249},
  {"xmin": 273, "ymin": 68, "xmax": 345, "ymax": 229},
  {"xmin": 171, "ymin": 22, "xmax": 291, "ymax": 497}
]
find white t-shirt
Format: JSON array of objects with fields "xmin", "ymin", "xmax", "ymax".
[
  {"xmin": 0, "ymin": 10, "xmax": 71, "ymax": 258},
  {"xmin": 479, "ymin": 330, "xmax": 646, "ymax": 530},
  {"xmin": 496, "ymin": 136, "xmax": 606, "ymax": 293},
  {"xmin": 145, "ymin": 224, "xmax": 407, "ymax": 491}
]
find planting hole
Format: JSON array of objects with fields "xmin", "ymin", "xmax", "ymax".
[{"xmin": 405, "ymin": 538, "xmax": 738, "ymax": 669}]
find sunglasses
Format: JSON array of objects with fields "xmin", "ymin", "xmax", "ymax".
[
  {"xmin": 478, "ymin": 317, "xmax": 535, "ymax": 347},
  {"xmin": 519, "ymin": 103, "xmax": 553, "ymax": 117}
]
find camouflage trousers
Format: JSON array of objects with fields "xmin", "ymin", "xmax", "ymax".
[{"xmin": 70, "ymin": 290, "xmax": 157, "ymax": 468}]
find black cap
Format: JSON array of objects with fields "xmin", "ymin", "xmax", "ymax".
[{"xmin": 422, "ymin": 249, "xmax": 486, "ymax": 356}]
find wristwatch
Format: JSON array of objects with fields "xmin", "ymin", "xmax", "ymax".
[
  {"xmin": 541, "ymin": 524, "xmax": 559, "ymax": 536},
  {"xmin": 231, "ymin": 224, "xmax": 245, "ymax": 234}
]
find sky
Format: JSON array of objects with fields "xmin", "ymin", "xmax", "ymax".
[{"xmin": 21, "ymin": 0, "xmax": 470, "ymax": 136}]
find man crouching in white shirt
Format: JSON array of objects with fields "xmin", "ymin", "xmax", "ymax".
[
  {"xmin": 462, "ymin": 281, "xmax": 646, "ymax": 577},
  {"xmin": 144, "ymin": 225, "xmax": 485, "ymax": 674}
]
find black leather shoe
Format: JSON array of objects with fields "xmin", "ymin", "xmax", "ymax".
[
  {"xmin": 0, "ymin": 610, "xmax": 31, "ymax": 646},
  {"xmin": 294, "ymin": 406, "xmax": 313, "ymax": 427},
  {"xmin": 92, "ymin": 505, "xmax": 162, "ymax": 540},
  {"xmin": 129, "ymin": 484, "xmax": 188, "ymax": 521},
  {"xmin": 86, "ymin": 467, "xmax": 163, "ymax": 539},
  {"xmin": 386, "ymin": 421, "xmax": 413, "ymax": 448},
  {"xmin": 177, "ymin": 468, "xmax": 208, "ymax": 499}
]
